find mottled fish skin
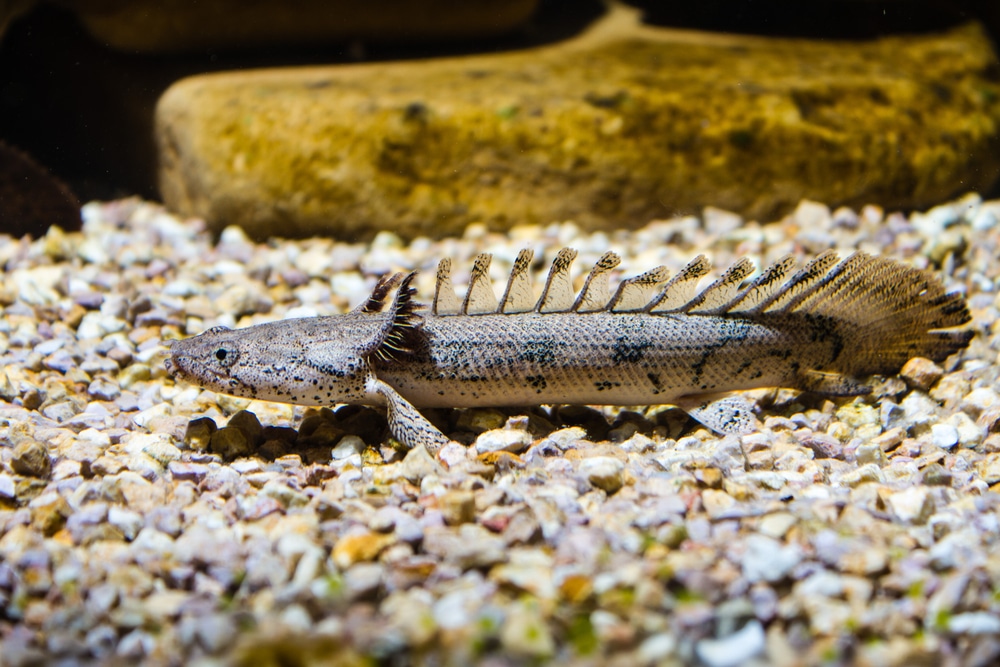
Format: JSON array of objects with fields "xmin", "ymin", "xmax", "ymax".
[
  {"xmin": 167, "ymin": 249, "xmax": 973, "ymax": 449},
  {"xmin": 381, "ymin": 312, "xmax": 841, "ymax": 408}
]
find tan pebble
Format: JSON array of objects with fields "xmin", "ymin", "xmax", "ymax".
[
  {"xmin": 694, "ymin": 467, "xmax": 724, "ymax": 489},
  {"xmin": 11, "ymin": 441, "xmax": 52, "ymax": 478},
  {"xmin": 29, "ymin": 493, "xmax": 72, "ymax": 536},
  {"xmin": 757, "ymin": 512, "xmax": 797, "ymax": 539},
  {"xmin": 440, "ymin": 490, "xmax": 476, "ymax": 526},
  {"xmin": 920, "ymin": 462, "xmax": 953, "ymax": 487},
  {"xmin": 855, "ymin": 443, "xmax": 885, "ymax": 467},
  {"xmin": 886, "ymin": 486, "xmax": 934, "ymax": 524},
  {"xmin": 90, "ymin": 456, "xmax": 126, "ymax": 476},
  {"xmin": 900, "ymin": 357, "xmax": 944, "ymax": 391},
  {"xmin": 701, "ymin": 489, "xmax": 736, "ymax": 518},
  {"xmin": 332, "ymin": 532, "xmax": 396, "ymax": 569},
  {"xmin": 975, "ymin": 454, "xmax": 1000, "ymax": 485},
  {"xmin": 475, "ymin": 428, "xmax": 533, "ymax": 454},
  {"xmin": 117, "ymin": 363, "xmax": 151, "ymax": 389},
  {"xmin": 835, "ymin": 463, "xmax": 884, "ymax": 487},
  {"xmin": 579, "ymin": 456, "xmax": 625, "ymax": 494},
  {"xmin": 977, "ymin": 407, "xmax": 1000, "ymax": 433},
  {"xmin": 836, "ymin": 402, "xmax": 879, "ymax": 428},
  {"xmin": 455, "ymin": 408, "xmax": 507, "ymax": 434},
  {"xmin": 871, "ymin": 427, "xmax": 904, "ymax": 452},
  {"xmin": 930, "ymin": 374, "xmax": 970, "ymax": 404},
  {"xmin": 838, "ymin": 548, "xmax": 888, "ymax": 576}
]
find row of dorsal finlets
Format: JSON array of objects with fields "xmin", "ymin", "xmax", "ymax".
[{"xmin": 430, "ymin": 247, "xmax": 845, "ymax": 317}]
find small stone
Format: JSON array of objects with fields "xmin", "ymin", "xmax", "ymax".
[
  {"xmin": 921, "ymin": 462, "xmax": 953, "ymax": 486},
  {"xmin": 11, "ymin": 441, "xmax": 52, "ymax": 478},
  {"xmin": 397, "ymin": 445, "xmax": 445, "ymax": 483},
  {"xmin": 108, "ymin": 506, "xmax": 144, "ymax": 541},
  {"xmin": 0, "ymin": 474, "xmax": 15, "ymax": 500},
  {"xmin": 578, "ymin": 456, "xmax": 625, "ymax": 494},
  {"xmin": 332, "ymin": 532, "xmax": 396, "ymax": 569},
  {"xmin": 855, "ymin": 442, "xmax": 885, "ymax": 466},
  {"xmin": 757, "ymin": 512, "xmax": 797, "ymax": 539},
  {"xmin": 836, "ymin": 463, "xmax": 884, "ymax": 487},
  {"xmin": 195, "ymin": 613, "xmax": 238, "ymax": 653},
  {"xmin": 975, "ymin": 454, "xmax": 1000, "ymax": 485},
  {"xmin": 900, "ymin": 357, "xmax": 944, "ymax": 391},
  {"xmin": 439, "ymin": 490, "xmax": 476, "ymax": 526},
  {"xmin": 422, "ymin": 524, "xmax": 506, "ymax": 569},
  {"xmin": 930, "ymin": 423, "xmax": 959, "ymax": 450},
  {"xmin": 489, "ymin": 548, "xmax": 556, "ymax": 599},
  {"xmin": 226, "ymin": 410, "xmax": 263, "ymax": 446},
  {"xmin": 703, "ymin": 206, "xmax": 743, "ymax": 236},
  {"xmin": 343, "ymin": 562, "xmax": 384, "ymax": 600},
  {"xmin": 331, "ymin": 435, "xmax": 365, "ymax": 460},
  {"xmin": 183, "ymin": 417, "xmax": 217, "ymax": 451},
  {"xmin": 948, "ymin": 612, "xmax": 1000, "ymax": 635},
  {"xmin": 871, "ymin": 427, "xmax": 904, "ymax": 452},
  {"xmin": 799, "ymin": 432, "xmax": 844, "ymax": 459},
  {"xmin": 209, "ymin": 426, "xmax": 253, "ymax": 459},
  {"xmin": 695, "ymin": 620, "xmax": 766, "ymax": 667},
  {"xmin": 838, "ymin": 547, "xmax": 888, "ymax": 576},
  {"xmin": 214, "ymin": 283, "xmax": 274, "ymax": 318},
  {"xmin": 500, "ymin": 597, "xmax": 554, "ymax": 659},
  {"xmin": 259, "ymin": 480, "xmax": 309, "ymax": 509},
  {"xmin": 29, "ymin": 492, "xmax": 72, "ymax": 536},
  {"xmin": 741, "ymin": 535, "xmax": 801, "ymax": 583},
  {"xmin": 117, "ymin": 363, "xmax": 151, "ymax": 389},
  {"xmin": 87, "ymin": 375, "xmax": 121, "ymax": 401},
  {"xmin": 886, "ymin": 486, "xmax": 934, "ymax": 524},
  {"xmin": 701, "ymin": 489, "xmax": 737, "ymax": 518},
  {"xmin": 455, "ymin": 408, "xmax": 508, "ymax": 434},
  {"xmin": 168, "ymin": 460, "xmax": 210, "ymax": 483},
  {"xmin": 474, "ymin": 427, "xmax": 533, "ymax": 454},
  {"xmin": 964, "ymin": 387, "xmax": 1000, "ymax": 419},
  {"xmin": 637, "ymin": 633, "xmax": 677, "ymax": 664}
]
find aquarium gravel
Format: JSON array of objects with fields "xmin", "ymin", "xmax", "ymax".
[{"xmin": 1, "ymin": 194, "xmax": 999, "ymax": 666}]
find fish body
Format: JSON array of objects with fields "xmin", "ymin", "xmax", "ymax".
[{"xmin": 167, "ymin": 249, "xmax": 972, "ymax": 451}]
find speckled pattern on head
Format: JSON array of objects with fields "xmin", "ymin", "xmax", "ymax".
[{"xmin": 167, "ymin": 249, "xmax": 972, "ymax": 450}]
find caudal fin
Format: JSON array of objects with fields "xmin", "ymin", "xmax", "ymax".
[{"xmin": 765, "ymin": 252, "xmax": 972, "ymax": 375}]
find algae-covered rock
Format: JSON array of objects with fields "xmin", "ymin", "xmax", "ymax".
[{"xmin": 156, "ymin": 5, "xmax": 1000, "ymax": 239}]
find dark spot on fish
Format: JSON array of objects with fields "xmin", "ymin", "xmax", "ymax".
[
  {"xmin": 519, "ymin": 341, "xmax": 557, "ymax": 366},
  {"xmin": 527, "ymin": 375, "xmax": 547, "ymax": 393},
  {"xmin": 612, "ymin": 335, "xmax": 651, "ymax": 364}
]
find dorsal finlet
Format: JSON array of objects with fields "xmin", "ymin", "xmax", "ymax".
[
  {"xmin": 725, "ymin": 255, "xmax": 797, "ymax": 314},
  {"xmin": 684, "ymin": 257, "xmax": 756, "ymax": 315},
  {"xmin": 535, "ymin": 248, "xmax": 578, "ymax": 313},
  {"xmin": 649, "ymin": 255, "xmax": 711, "ymax": 313},
  {"xmin": 462, "ymin": 253, "xmax": 499, "ymax": 315},
  {"xmin": 500, "ymin": 249, "xmax": 536, "ymax": 314},
  {"xmin": 574, "ymin": 251, "xmax": 621, "ymax": 313},
  {"xmin": 609, "ymin": 265, "xmax": 671, "ymax": 312},
  {"xmin": 354, "ymin": 272, "xmax": 403, "ymax": 314},
  {"xmin": 761, "ymin": 250, "xmax": 840, "ymax": 313},
  {"xmin": 433, "ymin": 258, "xmax": 462, "ymax": 316}
]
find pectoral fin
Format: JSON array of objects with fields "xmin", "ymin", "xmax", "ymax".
[
  {"xmin": 675, "ymin": 394, "xmax": 758, "ymax": 435},
  {"xmin": 367, "ymin": 376, "xmax": 450, "ymax": 454}
]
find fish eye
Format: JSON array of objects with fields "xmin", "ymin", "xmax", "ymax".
[{"xmin": 214, "ymin": 346, "xmax": 238, "ymax": 367}]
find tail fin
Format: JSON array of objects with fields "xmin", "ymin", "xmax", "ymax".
[{"xmin": 771, "ymin": 252, "xmax": 971, "ymax": 375}]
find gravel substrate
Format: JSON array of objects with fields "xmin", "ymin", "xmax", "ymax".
[{"xmin": 1, "ymin": 195, "xmax": 999, "ymax": 666}]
